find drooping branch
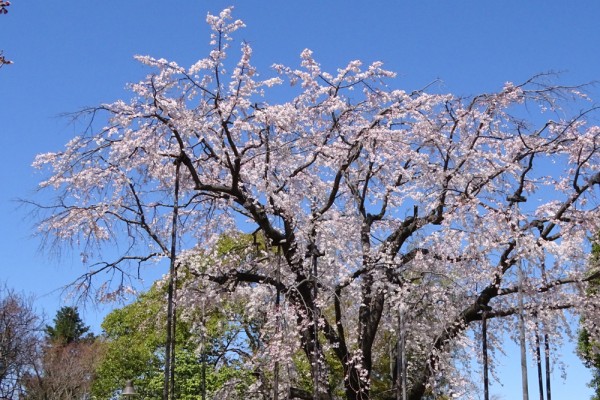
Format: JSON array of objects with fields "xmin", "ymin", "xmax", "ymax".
[{"xmin": 29, "ymin": 10, "xmax": 600, "ymax": 400}]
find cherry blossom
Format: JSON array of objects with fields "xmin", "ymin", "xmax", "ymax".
[{"xmin": 31, "ymin": 7, "xmax": 600, "ymax": 400}]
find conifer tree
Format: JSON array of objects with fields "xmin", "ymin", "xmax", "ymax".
[{"xmin": 45, "ymin": 306, "xmax": 91, "ymax": 345}]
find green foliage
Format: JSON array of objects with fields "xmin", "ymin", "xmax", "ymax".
[
  {"xmin": 578, "ymin": 237, "xmax": 600, "ymax": 400},
  {"xmin": 369, "ymin": 331, "xmax": 395, "ymax": 400},
  {"xmin": 288, "ymin": 343, "xmax": 346, "ymax": 398},
  {"xmin": 45, "ymin": 306, "xmax": 91, "ymax": 345},
  {"xmin": 579, "ymin": 327, "xmax": 600, "ymax": 400},
  {"xmin": 92, "ymin": 285, "xmax": 169, "ymax": 399},
  {"xmin": 92, "ymin": 279, "xmax": 256, "ymax": 399},
  {"xmin": 216, "ymin": 232, "xmax": 258, "ymax": 256}
]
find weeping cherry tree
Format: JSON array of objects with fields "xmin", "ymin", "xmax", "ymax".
[{"xmin": 31, "ymin": 8, "xmax": 600, "ymax": 400}]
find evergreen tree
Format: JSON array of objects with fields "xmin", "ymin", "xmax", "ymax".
[
  {"xmin": 23, "ymin": 307, "xmax": 102, "ymax": 399},
  {"xmin": 45, "ymin": 306, "xmax": 91, "ymax": 345}
]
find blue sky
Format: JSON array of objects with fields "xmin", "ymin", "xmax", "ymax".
[{"xmin": 1, "ymin": 1, "xmax": 599, "ymax": 398}]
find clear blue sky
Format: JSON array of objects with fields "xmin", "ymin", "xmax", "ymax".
[{"xmin": 1, "ymin": 1, "xmax": 599, "ymax": 398}]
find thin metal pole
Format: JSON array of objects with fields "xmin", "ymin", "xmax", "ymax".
[
  {"xmin": 518, "ymin": 260, "xmax": 529, "ymax": 400},
  {"xmin": 164, "ymin": 160, "xmax": 180, "ymax": 400},
  {"xmin": 312, "ymin": 247, "xmax": 319, "ymax": 400},
  {"xmin": 539, "ymin": 257, "xmax": 552, "ymax": 400},
  {"xmin": 397, "ymin": 308, "xmax": 407, "ymax": 400},
  {"xmin": 273, "ymin": 243, "xmax": 282, "ymax": 400},
  {"xmin": 534, "ymin": 320, "xmax": 544, "ymax": 400},
  {"xmin": 396, "ymin": 312, "xmax": 401, "ymax": 400},
  {"xmin": 544, "ymin": 334, "xmax": 551, "ymax": 400},
  {"xmin": 170, "ymin": 272, "xmax": 177, "ymax": 399},
  {"xmin": 201, "ymin": 302, "xmax": 206, "ymax": 400},
  {"xmin": 482, "ymin": 311, "xmax": 489, "ymax": 400}
]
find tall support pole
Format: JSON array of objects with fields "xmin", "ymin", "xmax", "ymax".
[
  {"xmin": 273, "ymin": 242, "xmax": 283, "ymax": 400},
  {"xmin": 544, "ymin": 334, "xmax": 551, "ymax": 400},
  {"xmin": 518, "ymin": 260, "xmax": 529, "ymax": 400},
  {"xmin": 534, "ymin": 318, "xmax": 544, "ymax": 400},
  {"xmin": 396, "ymin": 318, "xmax": 401, "ymax": 400},
  {"xmin": 170, "ymin": 271, "xmax": 177, "ymax": 399},
  {"xmin": 397, "ymin": 308, "xmax": 407, "ymax": 400},
  {"xmin": 200, "ymin": 300, "xmax": 206, "ymax": 400},
  {"xmin": 482, "ymin": 311, "xmax": 489, "ymax": 400},
  {"xmin": 311, "ymin": 247, "xmax": 320, "ymax": 400},
  {"xmin": 401, "ymin": 310, "xmax": 407, "ymax": 400},
  {"xmin": 163, "ymin": 272, "xmax": 175, "ymax": 400},
  {"xmin": 539, "ymin": 257, "xmax": 552, "ymax": 400},
  {"xmin": 389, "ymin": 338, "xmax": 394, "ymax": 393},
  {"xmin": 163, "ymin": 160, "xmax": 180, "ymax": 400},
  {"xmin": 388, "ymin": 304, "xmax": 394, "ymax": 397}
]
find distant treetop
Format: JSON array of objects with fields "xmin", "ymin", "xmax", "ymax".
[{"xmin": 45, "ymin": 306, "xmax": 92, "ymax": 345}]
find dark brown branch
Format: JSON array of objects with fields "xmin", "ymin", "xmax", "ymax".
[{"xmin": 498, "ymin": 269, "xmax": 600, "ymax": 296}]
